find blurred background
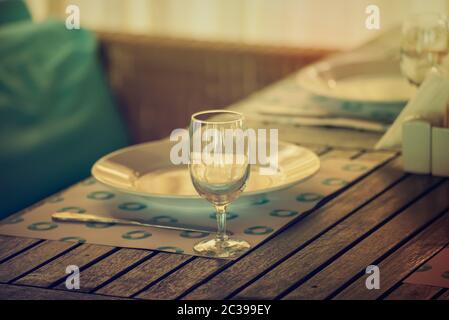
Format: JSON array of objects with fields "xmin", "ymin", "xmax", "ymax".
[
  {"xmin": 27, "ymin": 0, "xmax": 449, "ymax": 49},
  {"xmin": 21, "ymin": 0, "xmax": 449, "ymax": 143}
]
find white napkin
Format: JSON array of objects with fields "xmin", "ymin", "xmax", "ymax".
[{"xmin": 375, "ymin": 67, "xmax": 449, "ymax": 150}]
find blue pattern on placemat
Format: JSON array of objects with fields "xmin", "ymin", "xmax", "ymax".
[{"xmin": 0, "ymin": 157, "xmax": 393, "ymax": 259}]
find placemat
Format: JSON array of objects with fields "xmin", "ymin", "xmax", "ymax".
[
  {"xmin": 231, "ymin": 76, "xmax": 390, "ymax": 149},
  {"xmin": 0, "ymin": 157, "xmax": 388, "ymax": 259}
]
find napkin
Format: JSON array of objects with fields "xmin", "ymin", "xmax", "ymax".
[
  {"xmin": 375, "ymin": 67, "xmax": 449, "ymax": 150},
  {"xmin": 248, "ymin": 106, "xmax": 387, "ymax": 133}
]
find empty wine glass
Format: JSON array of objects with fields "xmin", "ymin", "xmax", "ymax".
[
  {"xmin": 189, "ymin": 110, "xmax": 251, "ymax": 258},
  {"xmin": 400, "ymin": 13, "xmax": 449, "ymax": 86}
]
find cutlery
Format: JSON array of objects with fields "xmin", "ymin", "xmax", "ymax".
[
  {"xmin": 52, "ymin": 212, "xmax": 215, "ymax": 234},
  {"xmin": 250, "ymin": 113, "xmax": 387, "ymax": 133}
]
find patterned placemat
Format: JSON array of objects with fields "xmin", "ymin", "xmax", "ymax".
[
  {"xmin": 231, "ymin": 76, "xmax": 392, "ymax": 149},
  {"xmin": 244, "ymin": 76, "xmax": 402, "ymax": 123},
  {"xmin": 0, "ymin": 157, "xmax": 387, "ymax": 259}
]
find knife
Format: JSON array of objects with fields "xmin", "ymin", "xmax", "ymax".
[
  {"xmin": 250, "ymin": 113, "xmax": 387, "ymax": 133},
  {"xmin": 52, "ymin": 212, "xmax": 215, "ymax": 234}
]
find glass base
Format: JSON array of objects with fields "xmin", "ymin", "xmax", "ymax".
[{"xmin": 193, "ymin": 237, "xmax": 250, "ymax": 258}]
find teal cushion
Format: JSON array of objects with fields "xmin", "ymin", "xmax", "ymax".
[
  {"xmin": 0, "ymin": 0, "xmax": 31, "ymax": 26},
  {"xmin": 0, "ymin": 19, "xmax": 129, "ymax": 218}
]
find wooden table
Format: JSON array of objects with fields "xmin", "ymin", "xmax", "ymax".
[{"xmin": 1, "ymin": 144, "xmax": 448, "ymax": 300}]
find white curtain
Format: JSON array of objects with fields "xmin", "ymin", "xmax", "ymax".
[{"xmin": 26, "ymin": 0, "xmax": 449, "ymax": 49}]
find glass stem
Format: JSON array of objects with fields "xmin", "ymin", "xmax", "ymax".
[{"xmin": 215, "ymin": 205, "xmax": 228, "ymax": 242}]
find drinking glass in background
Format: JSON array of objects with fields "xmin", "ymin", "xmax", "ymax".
[
  {"xmin": 189, "ymin": 110, "xmax": 251, "ymax": 258},
  {"xmin": 400, "ymin": 13, "xmax": 449, "ymax": 86}
]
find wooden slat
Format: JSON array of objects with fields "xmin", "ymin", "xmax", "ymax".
[
  {"xmin": 300, "ymin": 144, "xmax": 330, "ymax": 156},
  {"xmin": 357, "ymin": 150, "xmax": 398, "ymax": 162},
  {"xmin": 234, "ymin": 174, "xmax": 440, "ymax": 299},
  {"xmin": 0, "ymin": 236, "xmax": 41, "ymax": 262},
  {"xmin": 0, "ymin": 283, "xmax": 121, "ymax": 300},
  {"xmin": 137, "ymin": 257, "xmax": 227, "ymax": 300},
  {"xmin": 0, "ymin": 240, "xmax": 77, "ymax": 283},
  {"xmin": 283, "ymin": 180, "xmax": 449, "ymax": 300},
  {"xmin": 182, "ymin": 157, "xmax": 404, "ymax": 299},
  {"xmin": 319, "ymin": 149, "xmax": 361, "ymax": 160},
  {"xmin": 95, "ymin": 252, "xmax": 191, "ymax": 297},
  {"xmin": 351, "ymin": 151, "xmax": 397, "ymax": 174},
  {"xmin": 14, "ymin": 244, "xmax": 116, "ymax": 287},
  {"xmin": 55, "ymin": 248, "xmax": 153, "ymax": 292},
  {"xmin": 385, "ymin": 283, "xmax": 443, "ymax": 300},
  {"xmin": 336, "ymin": 212, "xmax": 449, "ymax": 299}
]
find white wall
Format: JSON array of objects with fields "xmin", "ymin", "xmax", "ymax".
[{"xmin": 26, "ymin": 0, "xmax": 449, "ymax": 49}]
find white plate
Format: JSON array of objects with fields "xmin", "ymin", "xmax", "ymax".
[
  {"xmin": 92, "ymin": 139, "xmax": 320, "ymax": 207},
  {"xmin": 296, "ymin": 54, "xmax": 416, "ymax": 123}
]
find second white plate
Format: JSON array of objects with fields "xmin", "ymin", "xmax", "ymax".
[{"xmin": 296, "ymin": 54, "xmax": 416, "ymax": 123}]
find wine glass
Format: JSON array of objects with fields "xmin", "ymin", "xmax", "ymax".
[
  {"xmin": 400, "ymin": 13, "xmax": 449, "ymax": 86},
  {"xmin": 189, "ymin": 110, "xmax": 251, "ymax": 258}
]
